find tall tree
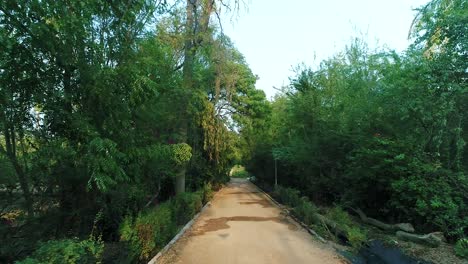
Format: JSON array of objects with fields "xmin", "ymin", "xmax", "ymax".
[{"xmin": 176, "ymin": 0, "xmax": 240, "ymax": 193}]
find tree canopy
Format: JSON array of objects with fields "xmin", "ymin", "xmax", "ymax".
[{"xmin": 0, "ymin": 0, "xmax": 466, "ymax": 263}]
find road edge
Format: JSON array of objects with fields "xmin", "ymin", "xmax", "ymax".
[
  {"xmin": 249, "ymin": 180, "xmax": 328, "ymax": 243},
  {"xmin": 148, "ymin": 185, "xmax": 225, "ymax": 264}
]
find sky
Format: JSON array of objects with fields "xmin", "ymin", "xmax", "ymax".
[{"xmin": 221, "ymin": 0, "xmax": 430, "ymax": 98}]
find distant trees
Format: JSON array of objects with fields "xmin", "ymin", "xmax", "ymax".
[{"xmin": 242, "ymin": 0, "xmax": 467, "ymax": 241}]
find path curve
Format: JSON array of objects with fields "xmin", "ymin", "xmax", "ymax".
[{"xmin": 157, "ymin": 178, "xmax": 344, "ymax": 264}]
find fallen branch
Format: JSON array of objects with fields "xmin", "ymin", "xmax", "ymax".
[
  {"xmin": 396, "ymin": 231, "xmax": 442, "ymax": 247},
  {"xmin": 282, "ymin": 207, "xmax": 348, "ymax": 242},
  {"xmin": 352, "ymin": 208, "xmax": 415, "ymax": 233},
  {"xmin": 350, "ymin": 208, "xmax": 442, "ymax": 248}
]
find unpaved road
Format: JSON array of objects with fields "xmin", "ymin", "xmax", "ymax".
[{"xmin": 157, "ymin": 178, "xmax": 344, "ymax": 264}]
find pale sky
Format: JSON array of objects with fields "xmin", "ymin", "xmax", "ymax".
[{"xmin": 222, "ymin": 0, "xmax": 430, "ymax": 98}]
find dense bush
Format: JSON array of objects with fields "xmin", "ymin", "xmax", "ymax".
[
  {"xmin": 119, "ymin": 202, "xmax": 176, "ymax": 262},
  {"xmin": 273, "ymin": 185, "xmax": 366, "ymax": 249},
  {"xmin": 119, "ymin": 187, "xmax": 212, "ymax": 262},
  {"xmin": 16, "ymin": 239, "xmax": 103, "ymax": 264},
  {"xmin": 454, "ymin": 238, "xmax": 468, "ymax": 259},
  {"xmin": 273, "ymin": 185, "xmax": 302, "ymax": 208},
  {"xmin": 325, "ymin": 207, "xmax": 367, "ymax": 249},
  {"xmin": 343, "ymin": 138, "xmax": 413, "ymax": 214},
  {"xmin": 293, "ymin": 197, "xmax": 317, "ymax": 226},
  {"xmin": 274, "ymin": 186, "xmax": 317, "ymax": 226},
  {"xmin": 390, "ymin": 168, "xmax": 468, "ymax": 239},
  {"xmin": 201, "ymin": 183, "xmax": 214, "ymax": 205},
  {"xmin": 172, "ymin": 192, "xmax": 203, "ymax": 226}
]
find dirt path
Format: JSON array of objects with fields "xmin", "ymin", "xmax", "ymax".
[{"xmin": 157, "ymin": 178, "xmax": 344, "ymax": 264}]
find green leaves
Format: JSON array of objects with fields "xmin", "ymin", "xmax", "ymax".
[
  {"xmin": 243, "ymin": 4, "xmax": 467, "ymax": 242},
  {"xmin": 171, "ymin": 143, "xmax": 192, "ymax": 166},
  {"xmin": 142, "ymin": 143, "xmax": 192, "ymax": 173},
  {"xmin": 0, "ymin": 152, "xmax": 16, "ymax": 185},
  {"xmin": 16, "ymin": 238, "xmax": 104, "ymax": 264},
  {"xmin": 85, "ymin": 138, "xmax": 127, "ymax": 193},
  {"xmin": 455, "ymin": 238, "xmax": 468, "ymax": 259}
]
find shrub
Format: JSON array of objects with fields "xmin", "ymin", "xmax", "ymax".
[
  {"xmin": 325, "ymin": 207, "xmax": 367, "ymax": 249},
  {"xmin": 343, "ymin": 138, "xmax": 412, "ymax": 215},
  {"xmin": 390, "ymin": 168, "xmax": 468, "ymax": 240},
  {"xmin": 119, "ymin": 202, "xmax": 176, "ymax": 261},
  {"xmin": 346, "ymin": 226, "xmax": 367, "ymax": 250},
  {"xmin": 293, "ymin": 197, "xmax": 317, "ymax": 226},
  {"xmin": 172, "ymin": 192, "xmax": 202, "ymax": 226},
  {"xmin": 16, "ymin": 238, "xmax": 103, "ymax": 264},
  {"xmin": 119, "ymin": 190, "xmax": 207, "ymax": 262},
  {"xmin": 274, "ymin": 185, "xmax": 301, "ymax": 207},
  {"xmin": 201, "ymin": 183, "xmax": 214, "ymax": 204},
  {"xmin": 455, "ymin": 238, "xmax": 468, "ymax": 259}
]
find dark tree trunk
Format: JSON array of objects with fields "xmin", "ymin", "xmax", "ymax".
[{"xmin": 2, "ymin": 122, "xmax": 33, "ymax": 216}]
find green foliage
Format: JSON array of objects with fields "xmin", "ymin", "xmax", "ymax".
[
  {"xmin": 454, "ymin": 238, "xmax": 468, "ymax": 259},
  {"xmin": 1, "ymin": 0, "xmax": 466, "ymax": 262},
  {"xmin": 230, "ymin": 165, "xmax": 251, "ymax": 178},
  {"xmin": 85, "ymin": 138, "xmax": 127, "ymax": 192},
  {"xmin": 16, "ymin": 239, "xmax": 103, "ymax": 264},
  {"xmin": 119, "ymin": 189, "xmax": 206, "ymax": 262},
  {"xmin": 0, "ymin": 153, "xmax": 15, "ymax": 185},
  {"xmin": 344, "ymin": 137, "xmax": 414, "ymax": 213},
  {"xmin": 273, "ymin": 185, "xmax": 302, "ymax": 208},
  {"xmin": 273, "ymin": 185, "xmax": 366, "ymax": 249},
  {"xmin": 119, "ymin": 203, "xmax": 176, "ymax": 262},
  {"xmin": 243, "ymin": 9, "xmax": 467, "ymax": 241},
  {"xmin": 345, "ymin": 226, "xmax": 368, "ymax": 250},
  {"xmin": 172, "ymin": 192, "xmax": 203, "ymax": 226},
  {"xmin": 391, "ymin": 168, "xmax": 468, "ymax": 238},
  {"xmin": 201, "ymin": 183, "xmax": 214, "ymax": 204},
  {"xmin": 325, "ymin": 207, "xmax": 367, "ymax": 249},
  {"xmin": 139, "ymin": 143, "xmax": 193, "ymax": 177},
  {"xmin": 171, "ymin": 143, "xmax": 193, "ymax": 167},
  {"xmin": 274, "ymin": 185, "xmax": 317, "ymax": 225},
  {"xmin": 231, "ymin": 170, "xmax": 250, "ymax": 178},
  {"xmin": 0, "ymin": 0, "xmax": 261, "ymax": 262},
  {"xmin": 293, "ymin": 197, "xmax": 318, "ymax": 226}
]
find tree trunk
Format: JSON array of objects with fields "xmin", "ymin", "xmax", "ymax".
[
  {"xmin": 176, "ymin": 0, "xmax": 216, "ymax": 194},
  {"xmin": 396, "ymin": 231, "xmax": 442, "ymax": 247},
  {"xmin": 2, "ymin": 122, "xmax": 33, "ymax": 216},
  {"xmin": 175, "ymin": 0, "xmax": 197, "ymax": 194},
  {"xmin": 175, "ymin": 168, "xmax": 186, "ymax": 194},
  {"xmin": 352, "ymin": 208, "xmax": 415, "ymax": 233}
]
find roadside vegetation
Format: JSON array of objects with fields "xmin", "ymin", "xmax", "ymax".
[
  {"xmin": 0, "ymin": 0, "xmax": 466, "ymax": 263},
  {"xmin": 242, "ymin": 0, "xmax": 467, "ymax": 262},
  {"xmin": 0, "ymin": 0, "xmax": 260, "ymax": 263},
  {"xmin": 272, "ymin": 185, "xmax": 367, "ymax": 250}
]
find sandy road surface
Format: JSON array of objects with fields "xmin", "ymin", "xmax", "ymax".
[{"xmin": 157, "ymin": 178, "xmax": 344, "ymax": 264}]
